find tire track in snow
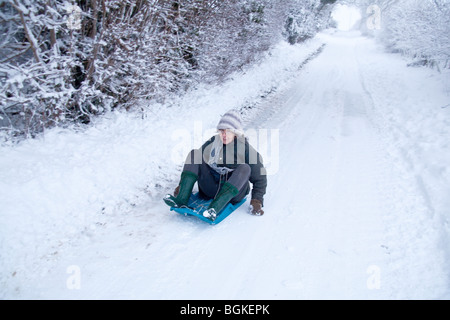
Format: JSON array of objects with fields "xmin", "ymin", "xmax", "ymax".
[{"xmin": 354, "ymin": 35, "xmax": 450, "ymax": 299}]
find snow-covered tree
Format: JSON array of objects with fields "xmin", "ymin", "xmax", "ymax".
[{"xmin": 284, "ymin": 0, "xmax": 336, "ymax": 44}]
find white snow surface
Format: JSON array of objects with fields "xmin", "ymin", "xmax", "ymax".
[{"xmin": 1, "ymin": 30, "xmax": 450, "ymax": 299}]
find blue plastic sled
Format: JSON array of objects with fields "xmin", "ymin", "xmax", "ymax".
[{"xmin": 170, "ymin": 193, "xmax": 247, "ymax": 225}]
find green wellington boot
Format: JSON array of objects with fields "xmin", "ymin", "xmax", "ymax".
[
  {"xmin": 203, "ymin": 181, "xmax": 239, "ymax": 221},
  {"xmin": 164, "ymin": 171, "xmax": 198, "ymax": 207}
]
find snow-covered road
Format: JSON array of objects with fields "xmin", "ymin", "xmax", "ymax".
[{"xmin": 1, "ymin": 31, "xmax": 449, "ymax": 299}]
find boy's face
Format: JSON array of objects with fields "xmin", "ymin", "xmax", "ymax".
[{"xmin": 219, "ymin": 129, "xmax": 236, "ymax": 145}]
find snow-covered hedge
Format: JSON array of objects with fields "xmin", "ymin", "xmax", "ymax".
[
  {"xmin": 0, "ymin": 0, "xmax": 334, "ymax": 139},
  {"xmin": 359, "ymin": 0, "xmax": 450, "ymax": 70}
]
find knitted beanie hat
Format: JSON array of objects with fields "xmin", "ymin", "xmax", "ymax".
[{"xmin": 217, "ymin": 109, "xmax": 243, "ymax": 135}]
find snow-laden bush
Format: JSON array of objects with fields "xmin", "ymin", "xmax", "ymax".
[{"xmin": 381, "ymin": 0, "xmax": 450, "ymax": 69}]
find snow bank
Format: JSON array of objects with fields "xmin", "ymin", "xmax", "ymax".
[{"xmin": 0, "ymin": 37, "xmax": 325, "ymax": 298}]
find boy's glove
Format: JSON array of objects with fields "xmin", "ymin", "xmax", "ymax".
[{"xmin": 250, "ymin": 199, "xmax": 264, "ymax": 216}]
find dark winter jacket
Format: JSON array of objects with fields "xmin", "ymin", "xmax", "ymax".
[{"xmin": 200, "ymin": 135, "xmax": 267, "ymax": 204}]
